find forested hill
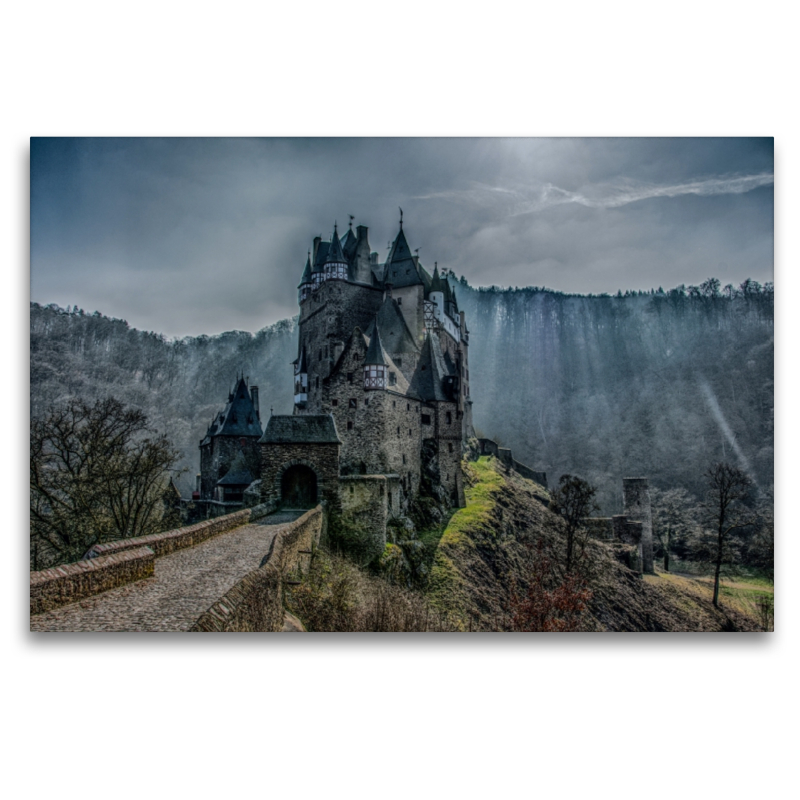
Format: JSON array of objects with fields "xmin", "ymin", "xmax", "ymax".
[
  {"xmin": 30, "ymin": 304, "xmax": 297, "ymax": 495},
  {"xmin": 30, "ymin": 277, "xmax": 773, "ymax": 508},
  {"xmin": 454, "ymin": 277, "xmax": 773, "ymax": 509}
]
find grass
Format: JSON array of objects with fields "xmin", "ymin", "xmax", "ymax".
[
  {"xmin": 424, "ymin": 457, "xmax": 506, "ymax": 623},
  {"xmin": 646, "ymin": 568, "xmax": 774, "ymax": 630}
]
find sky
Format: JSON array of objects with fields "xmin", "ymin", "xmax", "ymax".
[{"xmin": 30, "ymin": 137, "xmax": 774, "ymax": 338}]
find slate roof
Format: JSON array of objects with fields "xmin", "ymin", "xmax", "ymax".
[
  {"xmin": 298, "ymin": 254, "xmax": 312, "ymax": 287},
  {"xmin": 259, "ymin": 414, "xmax": 341, "ymax": 444},
  {"xmin": 385, "ymin": 227, "xmax": 424, "ymax": 288},
  {"xmin": 341, "ymin": 227, "xmax": 357, "ymax": 262},
  {"xmin": 325, "ymin": 226, "xmax": 347, "ymax": 264},
  {"xmin": 293, "ymin": 344, "xmax": 308, "ymax": 373},
  {"xmin": 202, "ymin": 377, "xmax": 263, "ymax": 442},
  {"xmin": 408, "ymin": 333, "xmax": 456, "ymax": 403},
  {"xmin": 312, "ymin": 241, "xmax": 330, "ymax": 272},
  {"xmin": 363, "ymin": 297, "xmax": 419, "ymax": 355},
  {"xmin": 217, "ymin": 467, "xmax": 255, "ymax": 486},
  {"xmin": 364, "ymin": 325, "xmax": 389, "ymax": 366}
]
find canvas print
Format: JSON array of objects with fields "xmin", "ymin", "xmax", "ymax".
[{"xmin": 29, "ymin": 138, "xmax": 774, "ymax": 632}]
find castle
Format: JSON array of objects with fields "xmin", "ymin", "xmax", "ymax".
[
  {"xmin": 199, "ymin": 214, "xmax": 474, "ymax": 555},
  {"xmin": 196, "ymin": 215, "xmax": 660, "ymax": 572}
]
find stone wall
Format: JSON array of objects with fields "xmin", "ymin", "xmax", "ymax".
[
  {"xmin": 623, "ymin": 478, "xmax": 654, "ymax": 574},
  {"xmin": 190, "ymin": 506, "xmax": 324, "ymax": 632},
  {"xmin": 87, "ymin": 501, "xmax": 278, "ymax": 559},
  {"xmin": 584, "ymin": 517, "xmax": 614, "ymax": 541},
  {"xmin": 30, "ymin": 546, "xmax": 155, "ymax": 615},
  {"xmin": 477, "ymin": 438, "xmax": 547, "ymax": 489},
  {"xmin": 339, "ymin": 475, "xmax": 399, "ymax": 559},
  {"xmin": 200, "ymin": 435, "xmax": 260, "ymax": 500},
  {"xmin": 260, "ymin": 442, "xmax": 340, "ymax": 508}
]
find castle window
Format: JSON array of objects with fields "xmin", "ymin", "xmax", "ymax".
[
  {"xmin": 448, "ymin": 443, "xmax": 454, "ymax": 453},
  {"xmin": 396, "ymin": 297, "xmax": 402, "ymax": 306},
  {"xmin": 364, "ymin": 397, "xmax": 369, "ymax": 406},
  {"xmin": 397, "ymin": 426, "xmax": 400, "ymax": 435},
  {"xmin": 406, "ymin": 403, "xmax": 410, "ymax": 411},
  {"xmin": 319, "ymin": 351, "xmax": 322, "ymax": 362},
  {"xmin": 393, "ymin": 401, "xmax": 396, "ymax": 408},
  {"xmin": 315, "ymin": 376, "xmax": 319, "ymax": 389},
  {"xmin": 421, "ymin": 414, "xmax": 431, "ymax": 425},
  {"xmin": 347, "ymin": 372, "xmax": 353, "ymax": 383},
  {"xmin": 402, "ymin": 454, "xmax": 406, "ymax": 464},
  {"xmin": 347, "ymin": 421, "xmax": 354, "ymax": 430},
  {"xmin": 396, "ymin": 358, "xmax": 402, "ymax": 367},
  {"xmin": 389, "ymin": 371, "xmax": 396, "ymax": 386},
  {"xmin": 331, "ymin": 399, "xmax": 338, "ymax": 407},
  {"xmin": 350, "ymin": 485, "xmax": 354, "ymax": 494},
  {"xmin": 379, "ymin": 484, "xmax": 384, "ymax": 497},
  {"xmin": 408, "ymin": 428, "xmax": 412, "ymax": 437},
  {"xmin": 364, "ymin": 364, "xmax": 385, "ymax": 390},
  {"xmin": 349, "ymin": 398, "xmax": 357, "ymax": 409},
  {"xmin": 446, "ymin": 411, "xmax": 452, "ymax": 424}
]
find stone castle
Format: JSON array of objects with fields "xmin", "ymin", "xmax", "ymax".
[
  {"xmin": 196, "ymin": 214, "xmax": 656, "ymax": 571},
  {"xmin": 199, "ymin": 214, "xmax": 475, "ymax": 555}
]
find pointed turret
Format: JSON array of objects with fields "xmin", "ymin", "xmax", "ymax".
[
  {"xmin": 364, "ymin": 325, "xmax": 389, "ymax": 366},
  {"xmin": 385, "ymin": 224, "xmax": 423, "ymax": 288},
  {"xmin": 298, "ymin": 252, "xmax": 313, "ymax": 302},
  {"xmin": 363, "ymin": 325, "xmax": 389, "ymax": 389},
  {"xmin": 323, "ymin": 223, "xmax": 348, "ymax": 282}
]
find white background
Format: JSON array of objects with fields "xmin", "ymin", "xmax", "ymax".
[{"xmin": 4, "ymin": 3, "xmax": 796, "ymax": 798}]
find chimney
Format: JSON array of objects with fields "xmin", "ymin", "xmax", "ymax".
[
  {"xmin": 250, "ymin": 385, "xmax": 260, "ymax": 420},
  {"xmin": 356, "ymin": 224, "xmax": 369, "ymax": 244}
]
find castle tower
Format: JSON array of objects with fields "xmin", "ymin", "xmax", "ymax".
[
  {"xmin": 286, "ymin": 213, "xmax": 471, "ymax": 511},
  {"xmin": 199, "ymin": 376, "xmax": 263, "ymax": 502},
  {"xmin": 623, "ymin": 478, "xmax": 654, "ymax": 574}
]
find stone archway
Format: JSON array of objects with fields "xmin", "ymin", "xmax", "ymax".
[{"xmin": 280, "ymin": 463, "xmax": 318, "ymax": 508}]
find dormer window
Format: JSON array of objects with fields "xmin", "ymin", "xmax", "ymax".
[{"xmin": 364, "ymin": 364, "xmax": 385, "ymax": 390}]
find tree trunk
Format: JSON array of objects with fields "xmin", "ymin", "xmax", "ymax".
[
  {"xmin": 664, "ymin": 528, "xmax": 671, "ymax": 572},
  {"xmin": 712, "ymin": 532, "xmax": 723, "ymax": 607}
]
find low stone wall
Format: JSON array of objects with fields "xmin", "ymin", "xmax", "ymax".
[
  {"xmin": 477, "ymin": 438, "xmax": 547, "ymax": 488},
  {"xmin": 190, "ymin": 506, "xmax": 324, "ymax": 632},
  {"xmin": 512, "ymin": 459, "xmax": 548, "ymax": 488},
  {"xmin": 584, "ymin": 517, "xmax": 614, "ymax": 541},
  {"xmin": 30, "ymin": 547, "xmax": 155, "ymax": 616},
  {"xmin": 86, "ymin": 500, "xmax": 278, "ymax": 559}
]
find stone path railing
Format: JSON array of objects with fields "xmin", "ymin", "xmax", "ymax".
[{"xmin": 30, "ymin": 500, "xmax": 277, "ymax": 617}]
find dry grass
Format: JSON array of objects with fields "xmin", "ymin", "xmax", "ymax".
[{"xmin": 285, "ymin": 548, "xmax": 460, "ymax": 632}]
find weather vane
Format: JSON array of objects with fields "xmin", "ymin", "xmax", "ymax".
[
  {"xmin": 399, "ymin": 207, "xmax": 403, "ymax": 228},
  {"xmin": 349, "ymin": 215, "xmax": 354, "ymax": 229}
]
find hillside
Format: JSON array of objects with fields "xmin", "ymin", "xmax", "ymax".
[
  {"xmin": 288, "ymin": 457, "xmax": 766, "ymax": 632},
  {"xmin": 30, "ymin": 278, "xmax": 773, "ymax": 510}
]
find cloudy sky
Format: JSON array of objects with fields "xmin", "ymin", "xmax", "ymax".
[{"xmin": 30, "ymin": 137, "xmax": 773, "ymax": 338}]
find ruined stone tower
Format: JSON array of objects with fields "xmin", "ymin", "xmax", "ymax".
[{"xmin": 623, "ymin": 477, "xmax": 654, "ymax": 574}]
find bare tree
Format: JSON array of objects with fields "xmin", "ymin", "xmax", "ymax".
[
  {"xmin": 30, "ymin": 398, "xmax": 181, "ymax": 569},
  {"xmin": 549, "ymin": 474, "xmax": 599, "ymax": 575},
  {"xmin": 651, "ymin": 487, "xmax": 700, "ymax": 572},
  {"xmin": 702, "ymin": 462, "xmax": 756, "ymax": 607}
]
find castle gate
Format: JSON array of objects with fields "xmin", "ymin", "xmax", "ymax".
[{"xmin": 280, "ymin": 464, "xmax": 318, "ymax": 508}]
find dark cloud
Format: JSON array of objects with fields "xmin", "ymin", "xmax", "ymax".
[{"xmin": 30, "ymin": 137, "xmax": 773, "ymax": 337}]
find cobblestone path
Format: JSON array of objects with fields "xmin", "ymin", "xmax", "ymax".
[{"xmin": 30, "ymin": 510, "xmax": 305, "ymax": 632}]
